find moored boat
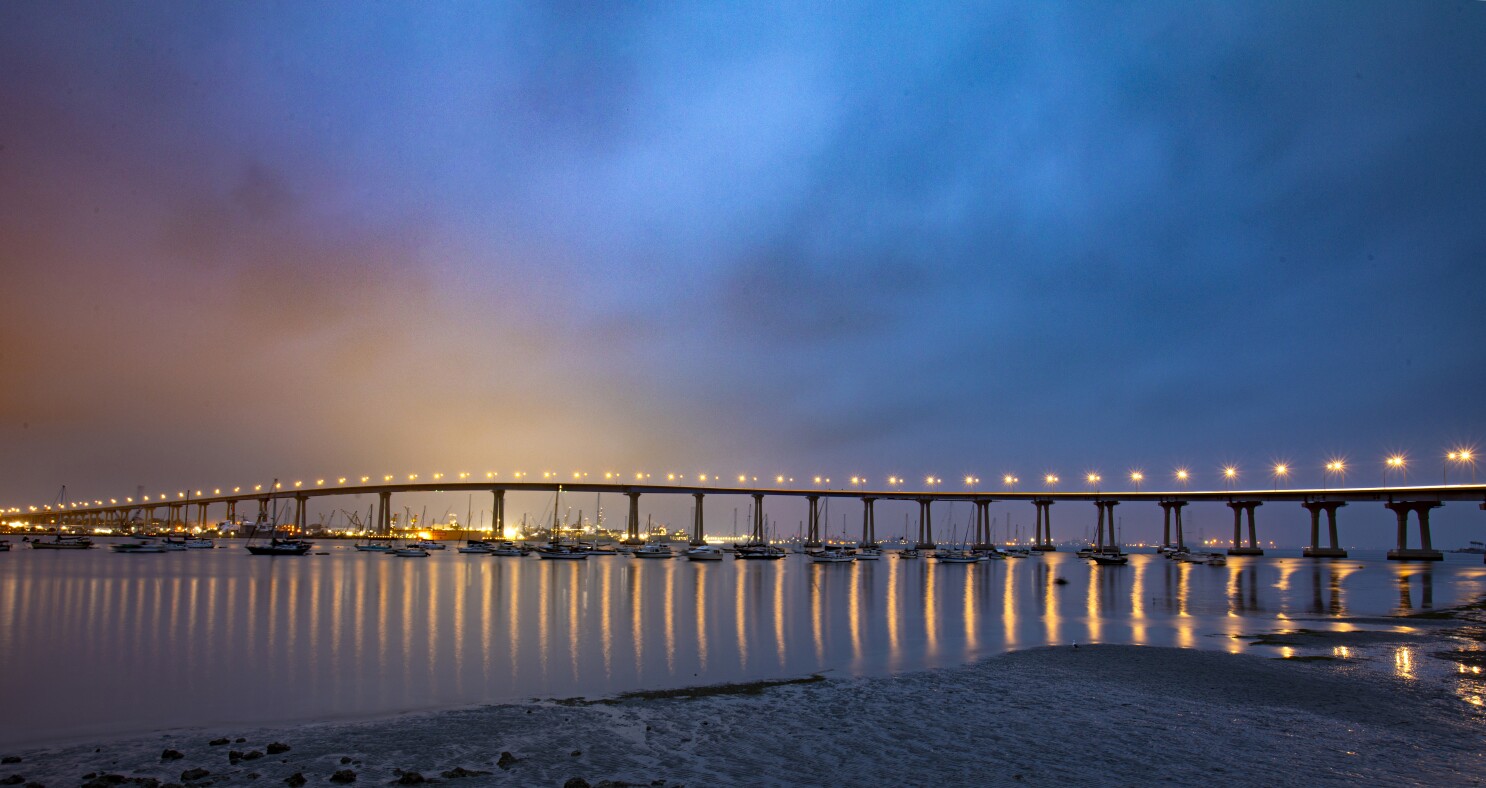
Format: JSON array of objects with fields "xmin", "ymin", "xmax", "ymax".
[
  {"xmin": 112, "ymin": 538, "xmax": 170, "ymax": 554},
  {"xmin": 809, "ymin": 548, "xmax": 856, "ymax": 563},
  {"xmin": 897, "ymin": 548, "xmax": 921, "ymax": 559},
  {"xmin": 1090, "ymin": 550, "xmax": 1129, "ymax": 565},
  {"xmin": 935, "ymin": 549, "xmax": 981, "ymax": 563},
  {"xmin": 854, "ymin": 545, "xmax": 883, "ymax": 560},
  {"xmin": 457, "ymin": 540, "xmax": 493, "ymax": 554},
  {"xmin": 735, "ymin": 543, "xmax": 788, "ymax": 560},
  {"xmin": 534, "ymin": 543, "xmax": 589, "ymax": 559},
  {"xmin": 354, "ymin": 535, "xmax": 396, "ymax": 552},
  {"xmin": 246, "ymin": 538, "xmax": 313, "ymax": 556},
  {"xmin": 634, "ymin": 543, "xmax": 675, "ymax": 559},
  {"xmin": 244, "ymin": 489, "xmax": 313, "ymax": 556},
  {"xmin": 489, "ymin": 540, "xmax": 526, "ymax": 556},
  {"xmin": 30, "ymin": 534, "xmax": 95, "ymax": 550},
  {"xmin": 684, "ymin": 544, "xmax": 725, "ymax": 561},
  {"xmin": 393, "ymin": 545, "xmax": 430, "ymax": 557}
]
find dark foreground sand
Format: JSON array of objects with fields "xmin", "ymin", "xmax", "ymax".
[{"xmin": 3, "ymin": 634, "xmax": 1484, "ymax": 787}]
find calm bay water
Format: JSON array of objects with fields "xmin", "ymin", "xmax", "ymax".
[{"xmin": 2, "ymin": 541, "xmax": 1484, "ymax": 746}]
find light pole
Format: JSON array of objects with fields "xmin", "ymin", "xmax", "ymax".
[
  {"xmin": 1446, "ymin": 449, "xmax": 1476, "ymax": 485},
  {"xmin": 1003, "ymin": 474, "xmax": 1019, "ymax": 492},
  {"xmin": 1129, "ymin": 470, "xmax": 1144, "ymax": 492},
  {"xmin": 1324, "ymin": 459, "xmax": 1346, "ymax": 489},
  {"xmin": 1385, "ymin": 454, "xmax": 1407, "ymax": 486},
  {"xmin": 1175, "ymin": 468, "xmax": 1190, "ymax": 491},
  {"xmin": 1044, "ymin": 473, "xmax": 1059, "ymax": 491},
  {"xmin": 1222, "ymin": 466, "xmax": 1238, "ymax": 492},
  {"xmin": 1086, "ymin": 472, "xmax": 1101, "ymax": 494},
  {"xmin": 1272, "ymin": 463, "xmax": 1289, "ymax": 490}
]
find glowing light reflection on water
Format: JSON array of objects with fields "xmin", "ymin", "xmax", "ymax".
[{"xmin": 1, "ymin": 545, "xmax": 1484, "ymax": 746}]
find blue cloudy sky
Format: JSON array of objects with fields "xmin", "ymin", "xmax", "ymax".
[{"xmin": 2, "ymin": 2, "xmax": 1484, "ymax": 544}]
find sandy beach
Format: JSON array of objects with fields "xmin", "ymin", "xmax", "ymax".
[{"xmin": 4, "ymin": 623, "xmax": 1483, "ymax": 788}]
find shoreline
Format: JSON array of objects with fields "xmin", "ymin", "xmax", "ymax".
[{"xmin": 4, "ymin": 629, "xmax": 1484, "ymax": 787}]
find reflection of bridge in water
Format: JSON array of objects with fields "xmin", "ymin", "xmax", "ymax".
[{"xmin": 10, "ymin": 481, "xmax": 1486, "ymax": 561}]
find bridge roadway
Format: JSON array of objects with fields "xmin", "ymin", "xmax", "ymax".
[{"xmin": 11, "ymin": 481, "xmax": 1486, "ymax": 561}]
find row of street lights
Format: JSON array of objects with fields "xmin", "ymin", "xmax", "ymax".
[{"xmin": 6, "ymin": 449, "xmax": 1478, "ymax": 515}]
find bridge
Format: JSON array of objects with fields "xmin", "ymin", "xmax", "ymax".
[{"xmin": 8, "ymin": 479, "xmax": 1486, "ymax": 561}]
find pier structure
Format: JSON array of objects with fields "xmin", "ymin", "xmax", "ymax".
[
  {"xmin": 1158, "ymin": 500, "xmax": 1188, "ymax": 550},
  {"xmin": 623, "ymin": 492, "xmax": 643, "ymax": 545},
  {"xmin": 1226, "ymin": 500, "xmax": 1265, "ymax": 556},
  {"xmin": 915, "ymin": 498, "xmax": 935, "ymax": 550},
  {"xmin": 804, "ymin": 495, "xmax": 822, "ymax": 549},
  {"xmin": 1092, "ymin": 500, "xmax": 1119, "ymax": 551},
  {"xmin": 1032, "ymin": 499, "xmax": 1055, "ymax": 551},
  {"xmin": 1385, "ymin": 501, "xmax": 1444, "ymax": 561},
  {"xmin": 9, "ymin": 480, "xmax": 1486, "ymax": 562},
  {"xmin": 690, "ymin": 493, "xmax": 706, "ymax": 546},
  {"xmin": 1301, "ymin": 501, "xmax": 1347, "ymax": 558},
  {"xmin": 750, "ymin": 493, "xmax": 765, "ymax": 543},
  {"xmin": 971, "ymin": 498, "xmax": 992, "ymax": 551}
]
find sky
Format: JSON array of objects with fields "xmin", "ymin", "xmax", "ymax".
[{"xmin": 2, "ymin": 1, "xmax": 1484, "ymax": 546}]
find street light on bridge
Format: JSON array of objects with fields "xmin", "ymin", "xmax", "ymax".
[
  {"xmin": 1324, "ymin": 459, "xmax": 1346, "ymax": 489},
  {"xmin": 1129, "ymin": 470, "xmax": 1144, "ymax": 491},
  {"xmin": 1272, "ymin": 463, "xmax": 1289, "ymax": 490},
  {"xmin": 1222, "ymin": 466, "xmax": 1238, "ymax": 492},
  {"xmin": 1385, "ymin": 454, "xmax": 1407, "ymax": 485},
  {"xmin": 1086, "ymin": 472, "xmax": 1101, "ymax": 493},
  {"xmin": 1447, "ymin": 448, "xmax": 1477, "ymax": 484},
  {"xmin": 1175, "ymin": 468, "xmax": 1190, "ymax": 490},
  {"xmin": 1003, "ymin": 474, "xmax": 1018, "ymax": 491},
  {"xmin": 1044, "ymin": 473, "xmax": 1059, "ymax": 490}
]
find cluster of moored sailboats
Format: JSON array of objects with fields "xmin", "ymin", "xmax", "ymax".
[{"xmin": 1155, "ymin": 544, "xmax": 1227, "ymax": 565}]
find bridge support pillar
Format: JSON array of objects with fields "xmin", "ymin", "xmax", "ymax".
[
  {"xmin": 226, "ymin": 500, "xmax": 236, "ymax": 527},
  {"xmin": 1226, "ymin": 501, "xmax": 1265, "ymax": 555},
  {"xmin": 294, "ymin": 494, "xmax": 308, "ymax": 535},
  {"xmin": 751, "ymin": 493, "xmax": 766, "ymax": 544},
  {"xmin": 1032, "ymin": 499, "xmax": 1056, "ymax": 550},
  {"xmin": 196, "ymin": 503, "xmax": 208, "ymax": 530},
  {"xmin": 491, "ymin": 490, "xmax": 504, "ymax": 539},
  {"xmin": 861, "ymin": 497, "xmax": 877, "ymax": 547},
  {"xmin": 1386, "ymin": 501, "xmax": 1444, "ymax": 561},
  {"xmin": 916, "ymin": 498, "xmax": 936, "ymax": 550},
  {"xmin": 1093, "ymin": 500, "xmax": 1119, "ymax": 552},
  {"xmin": 376, "ymin": 491, "xmax": 392, "ymax": 536},
  {"xmin": 804, "ymin": 495, "xmax": 822, "ymax": 549},
  {"xmin": 971, "ymin": 499, "xmax": 992, "ymax": 550},
  {"xmin": 623, "ymin": 492, "xmax": 643, "ymax": 544},
  {"xmin": 1301, "ymin": 501, "xmax": 1348, "ymax": 557},
  {"xmin": 1158, "ymin": 500, "xmax": 1188, "ymax": 550},
  {"xmin": 690, "ymin": 493, "xmax": 706, "ymax": 546}
]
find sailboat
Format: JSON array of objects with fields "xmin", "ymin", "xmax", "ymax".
[
  {"xmin": 535, "ymin": 487, "xmax": 589, "ymax": 559},
  {"xmin": 245, "ymin": 484, "xmax": 313, "ymax": 556},
  {"xmin": 30, "ymin": 532, "xmax": 95, "ymax": 550},
  {"xmin": 736, "ymin": 504, "xmax": 787, "ymax": 560},
  {"xmin": 808, "ymin": 501, "xmax": 855, "ymax": 563}
]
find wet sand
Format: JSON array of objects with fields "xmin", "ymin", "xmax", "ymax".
[{"xmin": 3, "ymin": 635, "xmax": 1483, "ymax": 787}]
